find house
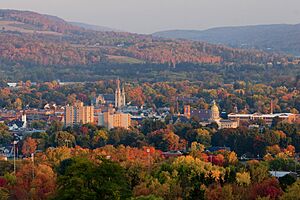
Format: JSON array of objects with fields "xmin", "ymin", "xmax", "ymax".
[{"xmin": 7, "ymin": 112, "xmax": 27, "ymax": 131}]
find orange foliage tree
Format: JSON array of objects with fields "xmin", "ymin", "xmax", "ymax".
[{"xmin": 22, "ymin": 137, "xmax": 37, "ymax": 157}]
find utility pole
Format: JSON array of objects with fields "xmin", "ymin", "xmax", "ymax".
[
  {"xmin": 295, "ymin": 154, "xmax": 299, "ymax": 174},
  {"xmin": 13, "ymin": 142, "xmax": 15, "ymax": 174},
  {"xmin": 31, "ymin": 153, "xmax": 35, "ymax": 179},
  {"xmin": 146, "ymin": 148, "xmax": 151, "ymax": 174},
  {"xmin": 12, "ymin": 140, "xmax": 18, "ymax": 174}
]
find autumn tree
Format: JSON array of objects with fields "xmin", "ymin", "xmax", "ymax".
[
  {"xmin": 0, "ymin": 187, "xmax": 9, "ymax": 200},
  {"xmin": 205, "ymin": 184, "xmax": 235, "ymax": 200},
  {"xmin": 13, "ymin": 98, "xmax": 22, "ymax": 110},
  {"xmin": 147, "ymin": 129, "xmax": 185, "ymax": 151},
  {"xmin": 236, "ymin": 172, "xmax": 251, "ymax": 186},
  {"xmin": 13, "ymin": 164, "xmax": 56, "ymax": 200},
  {"xmin": 250, "ymin": 178, "xmax": 283, "ymax": 200},
  {"xmin": 171, "ymin": 156, "xmax": 227, "ymax": 199},
  {"xmin": 21, "ymin": 137, "xmax": 37, "ymax": 157},
  {"xmin": 45, "ymin": 147, "xmax": 72, "ymax": 167}
]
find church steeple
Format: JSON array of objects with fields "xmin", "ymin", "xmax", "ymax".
[
  {"xmin": 121, "ymin": 86, "xmax": 126, "ymax": 107},
  {"xmin": 21, "ymin": 110, "xmax": 27, "ymax": 129},
  {"xmin": 115, "ymin": 79, "xmax": 126, "ymax": 109}
]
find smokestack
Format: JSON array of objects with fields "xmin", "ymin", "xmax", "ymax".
[
  {"xmin": 184, "ymin": 105, "xmax": 191, "ymax": 119},
  {"xmin": 270, "ymin": 100, "xmax": 274, "ymax": 114}
]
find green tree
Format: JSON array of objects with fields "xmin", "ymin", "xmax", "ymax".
[
  {"xmin": 31, "ymin": 132, "xmax": 49, "ymax": 151},
  {"xmin": 264, "ymin": 130, "xmax": 280, "ymax": 146},
  {"xmin": 280, "ymin": 180, "xmax": 300, "ymax": 200},
  {"xmin": 92, "ymin": 129, "xmax": 108, "ymax": 148},
  {"xmin": 30, "ymin": 120, "xmax": 47, "ymax": 129},
  {"xmin": 120, "ymin": 129, "xmax": 145, "ymax": 147},
  {"xmin": 131, "ymin": 195, "xmax": 163, "ymax": 200},
  {"xmin": 51, "ymin": 131, "xmax": 75, "ymax": 147},
  {"xmin": 279, "ymin": 174, "xmax": 296, "ymax": 191},
  {"xmin": 56, "ymin": 157, "xmax": 131, "ymax": 200},
  {"xmin": 141, "ymin": 119, "xmax": 166, "ymax": 135},
  {"xmin": 248, "ymin": 161, "xmax": 270, "ymax": 183},
  {"xmin": 0, "ymin": 124, "xmax": 12, "ymax": 147},
  {"xmin": 48, "ymin": 120, "xmax": 63, "ymax": 134}
]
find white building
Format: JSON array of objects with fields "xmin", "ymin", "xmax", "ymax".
[{"xmin": 228, "ymin": 113, "xmax": 296, "ymax": 126}]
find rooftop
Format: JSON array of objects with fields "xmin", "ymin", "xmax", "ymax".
[{"xmin": 228, "ymin": 113, "xmax": 295, "ymax": 118}]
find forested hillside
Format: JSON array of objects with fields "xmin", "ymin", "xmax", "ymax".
[{"xmin": 0, "ymin": 9, "xmax": 292, "ymax": 72}]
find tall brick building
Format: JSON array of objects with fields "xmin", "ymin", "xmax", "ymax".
[{"xmin": 64, "ymin": 101, "xmax": 94, "ymax": 126}]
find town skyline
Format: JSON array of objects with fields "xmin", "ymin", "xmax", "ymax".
[{"xmin": 1, "ymin": 2, "xmax": 300, "ymax": 199}]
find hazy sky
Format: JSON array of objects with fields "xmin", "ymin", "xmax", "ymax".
[{"xmin": 1, "ymin": 0, "xmax": 300, "ymax": 33}]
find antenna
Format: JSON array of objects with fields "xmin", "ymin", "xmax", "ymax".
[{"xmin": 234, "ymin": 105, "xmax": 238, "ymax": 113}]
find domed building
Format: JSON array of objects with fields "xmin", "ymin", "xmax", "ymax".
[
  {"xmin": 210, "ymin": 100, "xmax": 221, "ymax": 122},
  {"xmin": 209, "ymin": 100, "xmax": 239, "ymax": 129}
]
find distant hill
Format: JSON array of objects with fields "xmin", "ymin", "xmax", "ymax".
[
  {"xmin": 0, "ymin": 9, "xmax": 295, "ymax": 75},
  {"xmin": 153, "ymin": 24, "xmax": 300, "ymax": 56},
  {"xmin": 69, "ymin": 22, "xmax": 121, "ymax": 32},
  {"xmin": 0, "ymin": 9, "xmax": 82, "ymax": 34}
]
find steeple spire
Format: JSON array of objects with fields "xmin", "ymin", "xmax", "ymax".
[
  {"xmin": 122, "ymin": 85, "xmax": 126, "ymax": 107},
  {"xmin": 21, "ymin": 110, "xmax": 27, "ymax": 129},
  {"xmin": 115, "ymin": 79, "xmax": 126, "ymax": 109},
  {"xmin": 116, "ymin": 79, "xmax": 121, "ymax": 90}
]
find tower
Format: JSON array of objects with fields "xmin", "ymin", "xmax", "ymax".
[
  {"xmin": 121, "ymin": 86, "xmax": 126, "ymax": 107},
  {"xmin": 115, "ymin": 79, "xmax": 126, "ymax": 109},
  {"xmin": 234, "ymin": 105, "xmax": 238, "ymax": 114},
  {"xmin": 21, "ymin": 110, "xmax": 27, "ymax": 129}
]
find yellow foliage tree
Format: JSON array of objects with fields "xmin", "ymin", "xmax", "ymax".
[
  {"xmin": 227, "ymin": 151, "xmax": 238, "ymax": 165},
  {"xmin": 45, "ymin": 146, "xmax": 72, "ymax": 167},
  {"xmin": 263, "ymin": 153, "xmax": 274, "ymax": 161},
  {"xmin": 236, "ymin": 172, "xmax": 251, "ymax": 186}
]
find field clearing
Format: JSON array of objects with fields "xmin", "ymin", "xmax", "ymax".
[
  {"xmin": 107, "ymin": 55, "xmax": 144, "ymax": 64},
  {"xmin": 0, "ymin": 20, "xmax": 62, "ymax": 36}
]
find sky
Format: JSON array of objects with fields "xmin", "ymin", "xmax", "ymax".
[{"xmin": 1, "ymin": 0, "xmax": 300, "ymax": 34}]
